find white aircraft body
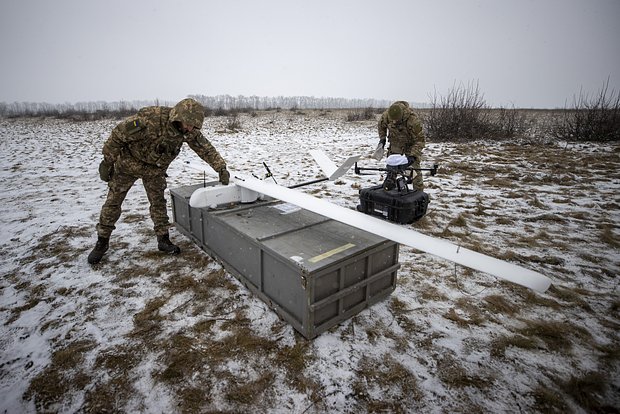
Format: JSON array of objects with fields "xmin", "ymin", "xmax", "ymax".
[{"xmin": 187, "ymin": 150, "xmax": 552, "ymax": 293}]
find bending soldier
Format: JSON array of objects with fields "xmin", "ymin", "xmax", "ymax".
[
  {"xmin": 88, "ymin": 98, "xmax": 230, "ymax": 265},
  {"xmin": 377, "ymin": 101, "xmax": 426, "ymax": 190}
]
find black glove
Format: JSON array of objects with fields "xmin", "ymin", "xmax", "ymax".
[
  {"xmin": 218, "ymin": 168, "xmax": 230, "ymax": 185},
  {"xmin": 98, "ymin": 160, "xmax": 114, "ymax": 182},
  {"xmin": 404, "ymin": 155, "xmax": 417, "ymax": 168},
  {"xmin": 379, "ymin": 139, "xmax": 386, "ymax": 148}
]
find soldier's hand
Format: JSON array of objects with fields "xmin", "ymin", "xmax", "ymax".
[
  {"xmin": 98, "ymin": 160, "xmax": 114, "ymax": 182},
  {"xmin": 379, "ymin": 139, "xmax": 386, "ymax": 148},
  {"xmin": 218, "ymin": 168, "xmax": 230, "ymax": 185}
]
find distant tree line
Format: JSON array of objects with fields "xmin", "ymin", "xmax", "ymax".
[
  {"xmin": 0, "ymin": 100, "xmax": 170, "ymax": 120},
  {"xmin": 189, "ymin": 94, "xmax": 392, "ymax": 111},
  {"xmin": 0, "ymin": 95, "xmax": 392, "ymax": 119},
  {"xmin": 1, "ymin": 88, "xmax": 617, "ymax": 142}
]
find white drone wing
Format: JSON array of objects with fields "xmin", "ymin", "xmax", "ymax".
[
  {"xmin": 231, "ymin": 174, "xmax": 552, "ymax": 293},
  {"xmin": 310, "ymin": 149, "xmax": 360, "ymax": 180}
]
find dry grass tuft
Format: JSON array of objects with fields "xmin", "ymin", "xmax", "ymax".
[
  {"xmin": 443, "ymin": 305, "xmax": 486, "ymax": 327},
  {"xmin": 548, "ymin": 285, "xmax": 593, "ymax": 312},
  {"xmin": 389, "ymin": 297, "xmax": 421, "ymax": 333},
  {"xmin": 131, "ymin": 296, "xmax": 168, "ymax": 339},
  {"xmin": 417, "ymin": 283, "xmax": 449, "ymax": 303},
  {"xmin": 225, "ymin": 372, "xmax": 277, "ymax": 405},
  {"xmin": 482, "ymin": 294, "xmax": 518, "ymax": 316},
  {"xmin": 352, "ymin": 354, "xmax": 423, "ymax": 412},
  {"xmin": 157, "ymin": 333, "xmax": 204, "ymax": 383},
  {"xmin": 490, "ymin": 334, "xmax": 539, "ymax": 358},
  {"xmin": 275, "ymin": 341, "xmax": 317, "ymax": 392},
  {"xmin": 524, "ymin": 213, "xmax": 566, "ymax": 223},
  {"xmin": 436, "ymin": 352, "xmax": 494, "ymax": 389},
  {"xmin": 560, "ymin": 371, "xmax": 613, "ymax": 412},
  {"xmin": 498, "ymin": 250, "xmax": 565, "ymax": 267},
  {"xmin": 600, "ymin": 223, "xmax": 620, "ymax": 248},
  {"xmin": 525, "ymin": 194, "xmax": 546, "ymax": 209},
  {"xmin": 164, "ymin": 322, "xmax": 314, "ymax": 410},
  {"xmin": 449, "ymin": 213, "xmax": 468, "ymax": 228},
  {"xmin": 494, "ymin": 216, "xmax": 514, "ymax": 225},
  {"xmin": 176, "ymin": 387, "xmax": 212, "ymax": 413},
  {"xmin": 24, "ymin": 340, "xmax": 96, "ymax": 412},
  {"xmin": 517, "ymin": 319, "xmax": 592, "ymax": 353},
  {"xmin": 531, "ymin": 385, "xmax": 570, "ymax": 412},
  {"xmin": 482, "ymin": 177, "xmax": 515, "ymax": 188},
  {"xmin": 83, "ymin": 375, "xmax": 137, "ymax": 413}
]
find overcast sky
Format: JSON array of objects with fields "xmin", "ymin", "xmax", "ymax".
[{"xmin": 1, "ymin": 0, "xmax": 618, "ymax": 108}]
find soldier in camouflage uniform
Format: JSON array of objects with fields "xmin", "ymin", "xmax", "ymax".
[
  {"xmin": 377, "ymin": 101, "xmax": 426, "ymax": 190},
  {"xmin": 88, "ymin": 98, "xmax": 230, "ymax": 265}
]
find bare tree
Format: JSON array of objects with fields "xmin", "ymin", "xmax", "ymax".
[
  {"xmin": 425, "ymin": 80, "xmax": 490, "ymax": 141},
  {"xmin": 553, "ymin": 77, "xmax": 620, "ymax": 142},
  {"xmin": 424, "ymin": 81, "xmax": 527, "ymax": 142}
]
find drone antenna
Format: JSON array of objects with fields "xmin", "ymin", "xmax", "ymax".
[{"xmin": 262, "ymin": 162, "xmax": 277, "ymax": 184}]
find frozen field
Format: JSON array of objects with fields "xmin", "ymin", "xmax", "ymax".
[{"xmin": 0, "ymin": 110, "xmax": 619, "ymax": 413}]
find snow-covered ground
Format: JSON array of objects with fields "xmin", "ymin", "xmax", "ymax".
[{"xmin": 1, "ymin": 110, "xmax": 618, "ymax": 413}]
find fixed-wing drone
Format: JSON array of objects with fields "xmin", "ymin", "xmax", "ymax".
[{"xmin": 187, "ymin": 150, "xmax": 552, "ymax": 293}]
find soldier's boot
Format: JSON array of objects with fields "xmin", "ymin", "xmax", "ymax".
[
  {"xmin": 157, "ymin": 233, "xmax": 181, "ymax": 255},
  {"xmin": 87, "ymin": 236, "xmax": 109, "ymax": 265}
]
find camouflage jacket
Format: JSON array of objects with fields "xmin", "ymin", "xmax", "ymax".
[
  {"xmin": 378, "ymin": 103, "xmax": 425, "ymax": 159},
  {"xmin": 102, "ymin": 106, "xmax": 226, "ymax": 176}
]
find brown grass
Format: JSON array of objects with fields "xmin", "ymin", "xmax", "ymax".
[
  {"xmin": 417, "ymin": 283, "xmax": 449, "ymax": 303},
  {"xmin": 600, "ymin": 223, "xmax": 620, "ymax": 248},
  {"xmin": 517, "ymin": 320, "xmax": 592, "ymax": 353},
  {"xmin": 490, "ymin": 334, "xmax": 540, "ymax": 358},
  {"xmin": 482, "ymin": 294, "xmax": 518, "ymax": 316},
  {"xmin": 389, "ymin": 297, "xmax": 422, "ymax": 334},
  {"xmin": 531, "ymin": 385, "xmax": 570, "ymax": 412},
  {"xmin": 436, "ymin": 352, "xmax": 494, "ymax": 389},
  {"xmin": 560, "ymin": 371, "xmax": 613, "ymax": 412},
  {"xmin": 5, "ymin": 114, "xmax": 620, "ymax": 413},
  {"xmin": 24, "ymin": 340, "xmax": 96, "ymax": 412},
  {"xmin": 351, "ymin": 354, "xmax": 423, "ymax": 412}
]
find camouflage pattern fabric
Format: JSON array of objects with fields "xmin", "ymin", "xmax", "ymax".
[
  {"xmin": 378, "ymin": 101, "xmax": 426, "ymax": 189},
  {"xmin": 169, "ymin": 98, "xmax": 205, "ymax": 129},
  {"xmin": 102, "ymin": 105, "xmax": 226, "ymax": 172},
  {"xmin": 96, "ymin": 169, "xmax": 169, "ymax": 237},
  {"xmin": 96, "ymin": 102, "xmax": 227, "ymax": 238},
  {"xmin": 408, "ymin": 157, "xmax": 424, "ymax": 190}
]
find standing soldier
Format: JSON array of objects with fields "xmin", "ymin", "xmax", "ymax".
[
  {"xmin": 88, "ymin": 98, "xmax": 230, "ymax": 265},
  {"xmin": 377, "ymin": 100, "xmax": 426, "ymax": 190}
]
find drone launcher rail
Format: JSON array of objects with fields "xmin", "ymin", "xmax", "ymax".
[{"xmin": 171, "ymin": 182, "xmax": 400, "ymax": 339}]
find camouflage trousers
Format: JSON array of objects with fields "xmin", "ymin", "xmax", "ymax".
[
  {"xmin": 410, "ymin": 158, "xmax": 424, "ymax": 190},
  {"xmin": 96, "ymin": 169, "xmax": 170, "ymax": 238}
]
